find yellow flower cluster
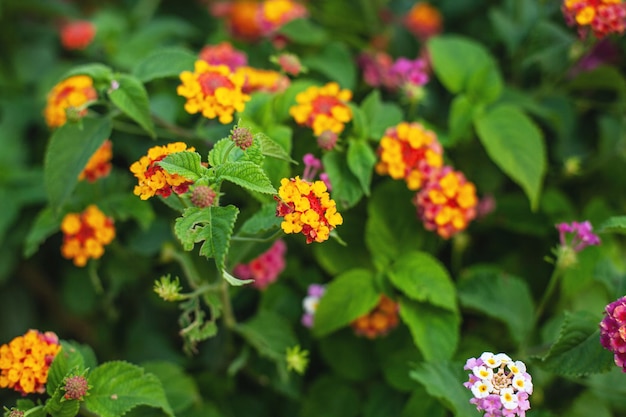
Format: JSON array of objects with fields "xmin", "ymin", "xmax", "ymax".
[
  {"xmin": 275, "ymin": 176, "xmax": 343, "ymax": 243},
  {"xmin": 235, "ymin": 66, "xmax": 290, "ymax": 94},
  {"xmin": 61, "ymin": 205, "xmax": 116, "ymax": 267},
  {"xmin": 177, "ymin": 61, "xmax": 251, "ymax": 124},
  {"xmin": 79, "ymin": 139, "xmax": 113, "ymax": 182},
  {"xmin": 44, "ymin": 75, "xmax": 98, "ymax": 128},
  {"xmin": 0, "ymin": 330, "xmax": 61, "ymax": 395},
  {"xmin": 259, "ymin": 0, "xmax": 308, "ymax": 34},
  {"xmin": 375, "ymin": 122, "xmax": 443, "ymax": 190},
  {"xmin": 289, "ymin": 82, "xmax": 353, "ymax": 136},
  {"xmin": 130, "ymin": 142, "xmax": 195, "ymax": 200}
]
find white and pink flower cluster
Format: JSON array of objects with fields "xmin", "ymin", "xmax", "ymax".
[{"xmin": 464, "ymin": 352, "xmax": 533, "ymax": 417}]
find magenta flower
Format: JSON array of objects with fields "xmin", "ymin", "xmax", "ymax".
[
  {"xmin": 302, "ymin": 153, "xmax": 332, "ymax": 190},
  {"xmin": 389, "ymin": 57, "xmax": 430, "ymax": 87},
  {"xmin": 600, "ymin": 296, "xmax": 626, "ymax": 371},
  {"xmin": 556, "ymin": 220, "xmax": 601, "ymax": 252},
  {"xmin": 233, "ymin": 239, "xmax": 287, "ymax": 290}
]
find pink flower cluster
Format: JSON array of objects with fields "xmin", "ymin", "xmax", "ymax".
[
  {"xmin": 464, "ymin": 352, "xmax": 533, "ymax": 417},
  {"xmin": 358, "ymin": 52, "xmax": 430, "ymax": 93},
  {"xmin": 301, "ymin": 284, "xmax": 325, "ymax": 328},
  {"xmin": 600, "ymin": 296, "xmax": 626, "ymax": 371},
  {"xmin": 199, "ymin": 42, "xmax": 248, "ymax": 71},
  {"xmin": 556, "ymin": 220, "xmax": 601, "ymax": 252},
  {"xmin": 302, "ymin": 153, "xmax": 331, "ymax": 190},
  {"xmin": 233, "ymin": 239, "xmax": 287, "ymax": 290}
]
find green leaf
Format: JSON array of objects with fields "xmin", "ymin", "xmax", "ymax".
[
  {"xmin": 109, "ymin": 74, "xmax": 155, "ymax": 138},
  {"xmin": 84, "ymin": 361, "xmax": 174, "ymax": 417},
  {"xmin": 448, "ymin": 94, "xmax": 478, "ymax": 144},
  {"xmin": 44, "ymin": 117, "xmax": 112, "ymax": 208},
  {"xmin": 540, "ymin": 311, "xmax": 614, "ymax": 376},
  {"xmin": 399, "ymin": 298, "xmax": 460, "ymax": 361},
  {"xmin": 158, "ymin": 151, "xmax": 205, "ymax": 181},
  {"xmin": 428, "ymin": 35, "xmax": 503, "ymax": 103},
  {"xmin": 23, "ymin": 206, "xmax": 61, "ymax": 258},
  {"xmin": 237, "ymin": 202, "xmax": 282, "ymax": 236},
  {"xmin": 322, "ymin": 151, "xmax": 364, "ymax": 210},
  {"xmin": 217, "ymin": 161, "xmax": 276, "ymax": 194},
  {"xmin": 208, "ymin": 138, "xmax": 236, "ymax": 166},
  {"xmin": 349, "ymin": 103, "xmax": 368, "ymax": 140},
  {"xmin": 360, "ymin": 89, "xmax": 404, "ymax": 140},
  {"xmin": 598, "ymin": 216, "xmax": 626, "ymax": 235},
  {"xmin": 303, "ymin": 42, "xmax": 356, "ymax": 90},
  {"xmin": 61, "ymin": 63, "xmax": 114, "ymax": 83},
  {"xmin": 223, "ymin": 270, "xmax": 254, "ymax": 286},
  {"xmin": 276, "ymin": 18, "xmax": 328, "ymax": 45},
  {"xmin": 475, "ymin": 104, "xmax": 546, "ymax": 210},
  {"xmin": 47, "ymin": 341, "xmax": 89, "ymax": 396},
  {"xmin": 141, "ymin": 361, "xmax": 201, "ymax": 415},
  {"xmin": 347, "ymin": 140, "xmax": 376, "ymax": 196},
  {"xmin": 457, "ymin": 265, "xmax": 535, "ymax": 346},
  {"xmin": 132, "ymin": 47, "xmax": 196, "ymax": 82},
  {"xmin": 319, "ymin": 330, "xmax": 377, "ymax": 381},
  {"xmin": 299, "ymin": 376, "xmax": 360, "ymax": 417},
  {"xmin": 174, "ymin": 206, "xmax": 239, "ymax": 272},
  {"xmin": 410, "ymin": 361, "xmax": 479, "ymax": 417},
  {"xmin": 45, "ymin": 392, "xmax": 80, "ymax": 417},
  {"xmin": 236, "ymin": 310, "xmax": 297, "ymax": 362},
  {"xmin": 388, "ymin": 251, "xmax": 457, "ymax": 313},
  {"xmin": 312, "ymin": 269, "xmax": 380, "ymax": 338}
]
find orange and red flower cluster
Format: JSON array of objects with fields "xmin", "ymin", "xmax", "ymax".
[
  {"xmin": 290, "ymin": 82, "xmax": 353, "ymax": 137},
  {"xmin": 404, "ymin": 2, "xmax": 443, "ymax": 40},
  {"xmin": 351, "ymin": 295, "xmax": 399, "ymax": 339},
  {"xmin": 177, "ymin": 61, "xmax": 251, "ymax": 124},
  {"xmin": 60, "ymin": 20, "xmax": 96, "ymax": 50},
  {"xmin": 0, "ymin": 330, "xmax": 61, "ymax": 395},
  {"xmin": 562, "ymin": 0, "xmax": 626, "ymax": 38},
  {"xmin": 275, "ymin": 176, "xmax": 343, "ymax": 244},
  {"xmin": 44, "ymin": 75, "xmax": 98, "ymax": 128},
  {"xmin": 130, "ymin": 142, "xmax": 195, "ymax": 200},
  {"xmin": 79, "ymin": 140, "xmax": 113, "ymax": 182},
  {"xmin": 61, "ymin": 205, "xmax": 116, "ymax": 267},
  {"xmin": 376, "ymin": 122, "xmax": 478, "ymax": 238}
]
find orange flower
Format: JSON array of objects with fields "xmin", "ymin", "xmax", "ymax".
[
  {"xmin": 258, "ymin": 0, "xmax": 308, "ymax": 35},
  {"xmin": 79, "ymin": 140, "xmax": 113, "ymax": 182},
  {"xmin": 351, "ymin": 295, "xmax": 399, "ymax": 339},
  {"xmin": 275, "ymin": 176, "xmax": 343, "ymax": 244},
  {"xmin": 60, "ymin": 20, "xmax": 96, "ymax": 50},
  {"xmin": 130, "ymin": 142, "xmax": 195, "ymax": 200},
  {"xmin": 562, "ymin": 0, "xmax": 626, "ymax": 38},
  {"xmin": 404, "ymin": 2, "xmax": 443, "ymax": 40},
  {"xmin": 413, "ymin": 166, "xmax": 478, "ymax": 239},
  {"xmin": 235, "ymin": 66, "xmax": 290, "ymax": 93},
  {"xmin": 177, "ymin": 61, "xmax": 251, "ymax": 124},
  {"xmin": 227, "ymin": 0, "xmax": 264, "ymax": 41},
  {"xmin": 375, "ymin": 122, "xmax": 443, "ymax": 190},
  {"xmin": 44, "ymin": 75, "xmax": 98, "ymax": 128},
  {"xmin": 0, "ymin": 330, "xmax": 61, "ymax": 395},
  {"xmin": 289, "ymin": 82, "xmax": 353, "ymax": 136},
  {"xmin": 61, "ymin": 205, "xmax": 115, "ymax": 267}
]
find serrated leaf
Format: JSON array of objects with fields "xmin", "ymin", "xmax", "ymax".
[
  {"xmin": 237, "ymin": 202, "xmax": 282, "ymax": 235},
  {"xmin": 45, "ymin": 393, "xmax": 80, "ymax": 417},
  {"xmin": 540, "ymin": 311, "xmax": 614, "ymax": 376},
  {"xmin": 217, "ymin": 161, "xmax": 276, "ymax": 194},
  {"xmin": 360, "ymin": 90, "xmax": 403, "ymax": 140},
  {"xmin": 208, "ymin": 138, "xmax": 233, "ymax": 167},
  {"xmin": 347, "ymin": 140, "xmax": 376, "ymax": 196},
  {"xmin": 44, "ymin": 117, "xmax": 112, "ymax": 208},
  {"xmin": 388, "ymin": 251, "xmax": 457, "ymax": 313},
  {"xmin": 157, "ymin": 151, "xmax": 205, "ymax": 181},
  {"xmin": 132, "ymin": 47, "xmax": 196, "ymax": 82},
  {"xmin": 457, "ymin": 265, "xmax": 534, "ymax": 346},
  {"xmin": 174, "ymin": 206, "xmax": 239, "ymax": 272},
  {"xmin": 399, "ymin": 298, "xmax": 460, "ymax": 361},
  {"xmin": 410, "ymin": 361, "xmax": 479, "ymax": 417},
  {"xmin": 598, "ymin": 216, "xmax": 626, "ymax": 235},
  {"xmin": 141, "ymin": 361, "xmax": 201, "ymax": 414},
  {"xmin": 23, "ymin": 206, "xmax": 61, "ymax": 258},
  {"xmin": 84, "ymin": 361, "xmax": 173, "ymax": 417},
  {"xmin": 475, "ymin": 105, "xmax": 546, "ymax": 210},
  {"xmin": 47, "ymin": 341, "xmax": 88, "ymax": 396},
  {"xmin": 223, "ymin": 270, "xmax": 254, "ymax": 286},
  {"xmin": 312, "ymin": 269, "xmax": 380, "ymax": 338},
  {"xmin": 109, "ymin": 74, "xmax": 155, "ymax": 137},
  {"xmin": 236, "ymin": 310, "xmax": 297, "ymax": 362},
  {"xmin": 257, "ymin": 133, "xmax": 296, "ymax": 163}
]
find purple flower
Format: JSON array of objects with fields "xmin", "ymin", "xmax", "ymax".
[
  {"xmin": 600, "ymin": 296, "xmax": 626, "ymax": 371},
  {"xmin": 556, "ymin": 220, "xmax": 601, "ymax": 252},
  {"xmin": 301, "ymin": 284, "xmax": 326, "ymax": 328},
  {"xmin": 389, "ymin": 57, "xmax": 429, "ymax": 87}
]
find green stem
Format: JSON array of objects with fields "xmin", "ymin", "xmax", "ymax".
[
  {"xmin": 221, "ymin": 142, "xmax": 237, "ymax": 165},
  {"xmin": 231, "ymin": 230, "xmax": 283, "ymax": 243},
  {"xmin": 220, "ymin": 279, "xmax": 237, "ymax": 329},
  {"xmin": 88, "ymin": 262, "xmax": 104, "ymax": 294},
  {"xmin": 24, "ymin": 406, "xmax": 45, "ymax": 417},
  {"xmin": 535, "ymin": 266, "xmax": 564, "ymax": 323}
]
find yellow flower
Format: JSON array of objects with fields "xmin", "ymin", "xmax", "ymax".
[
  {"xmin": 44, "ymin": 75, "xmax": 98, "ymax": 128},
  {"xmin": 60, "ymin": 205, "xmax": 115, "ymax": 267},
  {"xmin": 0, "ymin": 330, "xmax": 61, "ymax": 395},
  {"xmin": 177, "ymin": 61, "xmax": 250, "ymax": 124},
  {"xmin": 235, "ymin": 66, "xmax": 290, "ymax": 93},
  {"xmin": 259, "ymin": 0, "xmax": 308, "ymax": 34},
  {"xmin": 275, "ymin": 176, "xmax": 343, "ymax": 243},
  {"xmin": 289, "ymin": 82, "xmax": 353, "ymax": 136},
  {"xmin": 375, "ymin": 122, "xmax": 443, "ymax": 190},
  {"xmin": 79, "ymin": 140, "xmax": 113, "ymax": 182},
  {"xmin": 129, "ymin": 142, "xmax": 195, "ymax": 200}
]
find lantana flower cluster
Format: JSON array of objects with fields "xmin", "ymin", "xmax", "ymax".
[
  {"xmin": 0, "ymin": 330, "xmax": 61, "ymax": 395},
  {"xmin": 403, "ymin": 2, "xmax": 443, "ymax": 40},
  {"xmin": 464, "ymin": 352, "xmax": 533, "ymax": 417},
  {"xmin": 79, "ymin": 140, "xmax": 113, "ymax": 182},
  {"xmin": 275, "ymin": 176, "xmax": 343, "ymax": 244},
  {"xmin": 233, "ymin": 239, "xmax": 287, "ymax": 290},
  {"xmin": 358, "ymin": 52, "xmax": 430, "ymax": 97},
  {"xmin": 130, "ymin": 142, "xmax": 195, "ymax": 200},
  {"xmin": 301, "ymin": 284, "xmax": 325, "ymax": 328},
  {"xmin": 562, "ymin": 0, "xmax": 626, "ymax": 38},
  {"xmin": 60, "ymin": 205, "xmax": 116, "ymax": 267},
  {"xmin": 600, "ymin": 295, "xmax": 626, "ymax": 371},
  {"xmin": 59, "ymin": 20, "xmax": 96, "ymax": 50},
  {"xmin": 44, "ymin": 75, "xmax": 98, "ymax": 128},
  {"xmin": 554, "ymin": 220, "xmax": 601, "ymax": 268},
  {"xmin": 290, "ymin": 82, "xmax": 353, "ymax": 137},
  {"xmin": 351, "ymin": 295, "xmax": 399, "ymax": 339}
]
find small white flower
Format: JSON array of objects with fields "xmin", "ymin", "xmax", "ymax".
[
  {"xmin": 471, "ymin": 380, "xmax": 493, "ymax": 399},
  {"xmin": 472, "ymin": 365, "xmax": 493, "ymax": 380},
  {"xmin": 303, "ymin": 296, "xmax": 320, "ymax": 314},
  {"xmin": 480, "ymin": 352, "xmax": 501, "ymax": 368},
  {"xmin": 495, "ymin": 352, "xmax": 512, "ymax": 364},
  {"xmin": 507, "ymin": 360, "xmax": 526, "ymax": 375},
  {"xmin": 500, "ymin": 388, "xmax": 519, "ymax": 410}
]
